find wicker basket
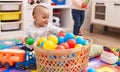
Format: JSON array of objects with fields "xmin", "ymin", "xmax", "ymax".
[{"xmin": 34, "ymin": 38, "xmax": 92, "ymax": 72}]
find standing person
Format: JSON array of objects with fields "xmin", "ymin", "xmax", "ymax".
[
  {"xmin": 72, "ymin": 0, "xmax": 89, "ymax": 35},
  {"xmin": 21, "ymin": 5, "xmax": 64, "ymax": 51}
]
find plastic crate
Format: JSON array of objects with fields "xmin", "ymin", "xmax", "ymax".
[
  {"xmin": 34, "ymin": 38, "xmax": 92, "ymax": 72},
  {"xmin": 1, "ymin": 21, "xmax": 21, "ymax": 31},
  {"xmin": 0, "ymin": 2, "xmax": 21, "ymax": 11},
  {"xmin": 0, "ymin": 12, "xmax": 21, "ymax": 21}
]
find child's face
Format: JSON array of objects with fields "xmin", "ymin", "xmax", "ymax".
[{"xmin": 33, "ymin": 7, "xmax": 50, "ymax": 27}]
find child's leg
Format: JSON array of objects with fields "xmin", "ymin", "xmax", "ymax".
[
  {"xmin": 78, "ymin": 10, "xmax": 85, "ymax": 34},
  {"xmin": 72, "ymin": 9, "xmax": 81, "ymax": 35}
]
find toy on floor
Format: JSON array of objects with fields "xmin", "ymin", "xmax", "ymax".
[
  {"xmin": 100, "ymin": 46, "xmax": 118, "ymax": 64},
  {"xmin": 0, "ymin": 49, "xmax": 36, "ymax": 70},
  {"xmin": 89, "ymin": 44, "xmax": 103, "ymax": 58}
]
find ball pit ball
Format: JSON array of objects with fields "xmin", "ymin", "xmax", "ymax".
[
  {"xmin": 75, "ymin": 37, "xmax": 85, "ymax": 45},
  {"xmin": 61, "ymin": 43, "xmax": 69, "ymax": 49},
  {"xmin": 48, "ymin": 35, "xmax": 58, "ymax": 45},
  {"xmin": 26, "ymin": 37, "xmax": 34, "ymax": 45},
  {"xmin": 88, "ymin": 68, "xmax": 96, "ymax": 72},
  {"xmin": 56, "ymin": 45, "xmax": 65, "ymax": 50},
  {"xmin": 74, "ymin": 44, "xmax": 83, "ymax": 48},
  {"xmin": 64, "ymin": 32, "xmax": 75, "ymax": 42},
  {"xmin": 38, "ymin": 37, "xmax": 47, "ymax": 45},
  {"xmin": 58, "ymin": 36, "xmax": 64, "ymax": 45},
  {"xmin": 58, "ymin": 32, "xmax": 66, "ymax": 37},
  {"xmin": 67, "ymin": 39, "xmax": 76, "ymax": 48},
  {"xmin": 43, "ymin": 40, "xmax": 55, "ymax": 50}
]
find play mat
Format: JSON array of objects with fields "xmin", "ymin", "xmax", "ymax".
[{"xmin": 0, "ymin": 39, "xmax": 120, "ymax": 72}]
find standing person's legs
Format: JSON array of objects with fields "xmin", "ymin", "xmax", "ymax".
[
  {"xmin": 72, "ymin": 9, "xmax": 81, "ymax": 35},
  {"xmin": 78, "ymin": 10, "xmax": 85, "ymax": 34}
]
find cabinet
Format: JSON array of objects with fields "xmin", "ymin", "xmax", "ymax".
[
  {"xmin": 0, "ymin": 0, "xmax": 23, "ymax": 38},
  {"xmin": 90, "ymin": 0, "xmax": 120, "ymax": 33}
]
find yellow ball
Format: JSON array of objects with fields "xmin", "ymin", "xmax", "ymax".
[
  {"xmin": 48, "ymin": 35, "xmax": 58, "ymax": 45},
  {"xmin": 74, "ymin": 44, "xmax": 83, "ymax": 48},
  {"xmin": 38, "ymin": 37, "xmax": 47, "ymax": 45},
  {"xmin": 43, "ymin": 40, "xmax": 55, "ymax": 50}
]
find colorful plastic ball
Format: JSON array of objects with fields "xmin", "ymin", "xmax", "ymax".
[
  {"xmin": 75, "ymin": 37, "xmax": 84, "ymax": 45},
  {"xmin": 38, "ymin": 37, "xmax": 47, "ymax": 45},
  {"xmin": 43, "ymin": 40, "xmax": 55, "ymax": 50},
  {"xmin": 64, "ymin": 32, "xmax": 75, "ymax": 42},
  {"xmin": 67, "ymin": 39, "xmax": 76, "ymax": 48},
  {"xmin": 117, "ymin": 61, "xmax": 120, "ymax": 66},
  {"xmin": 74, "ymin": 44, "xmax": 83, "ymax": 48},
  {"xmin": 48, "ymin": 35, "xmax": 58, "ymax": 45},
  {"xmin": 55, "ymin": 45, "xmax": 65, "ymax": 50},
  {"xmin": 88, "ymin": 68, "xmax": 96, "ymax": 72},
  {"xmin": 26, "ymin": 37, "xmax": 34, "ymax": 45},
  {"xmin": 61, "ymin": 43, "xmax": 69, "ymax": 49},
  {"xmin": 58, "ymin": 36, "xmax": 64, "ymax": 45},
  {"xmin": 58, "ymin": 32, "xmax": 66, "ymax": 37},
  {"xmin": 83, "ymin": 40, "xmax": 89, "ymax": 46}
]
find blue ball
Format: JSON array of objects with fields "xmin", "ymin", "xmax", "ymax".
[
  {"xmin": 117, "ymin": 61, "xmax": 120, "ymax": 66},
  {"xmin": 75, "ymin": 37, "xmax": 84, "ymax": 45},
  {"xmin": 58, "ymin": 36, "xmax": 64, "ymax": 44},
  {"xmin": 88, "ymin": 68, "xmax": 96, "ymax": 72},
  {"xmin": 64, "ymin": 32, "xmax": 74, "ymax": 42}
]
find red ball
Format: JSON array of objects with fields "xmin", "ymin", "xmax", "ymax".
[
  {"xmin": 58, "ymin": 32, "xmax": 66, "ymax": 37},
  {"xmin": 55, "ymin": 45, "xmax": 65, "ymax": 50},
  {"xmin": 61, "ymin": 43, "xmax": 69, "ymax": 49},
  {"xmin": 67, "ymin": 39, "xmax": 76, "ymax": 48}
]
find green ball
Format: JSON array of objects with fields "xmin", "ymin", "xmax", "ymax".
[{"xmin": 26, "ymin": 37, "xmax": 34, "ymax": 45}]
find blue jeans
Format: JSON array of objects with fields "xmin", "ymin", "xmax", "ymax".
[{"xmin": 72, "ymin": 9, "xmax": 85, "ymax": 35}]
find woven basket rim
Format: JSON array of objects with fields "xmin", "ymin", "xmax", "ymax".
[{"xmin": 33, "ymin": 37, "xmax": 92, "ymax": 53}]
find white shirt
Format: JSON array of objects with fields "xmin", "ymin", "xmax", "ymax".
[{"xmin": 23, "ymin": 22, "xmax": 63, "ymax": 41}]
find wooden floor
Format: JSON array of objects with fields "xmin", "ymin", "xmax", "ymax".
[{"xmin": 81, "ymin": 28, "xmax": 120, "ymax": 48}]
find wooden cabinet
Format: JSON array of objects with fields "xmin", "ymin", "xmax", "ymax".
[{"xmin": 90, "ymin": 0, "xmax": 120, "ymax": 32}]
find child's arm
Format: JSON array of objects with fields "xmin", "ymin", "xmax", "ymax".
[{"xmin": 48, "ymin": 22, "xmax": 65, "ymax": 35}]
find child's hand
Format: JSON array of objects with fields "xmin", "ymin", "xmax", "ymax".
[{"xmin": 81, "ymin": 2, "xmax": 88, "ymax": 9}]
